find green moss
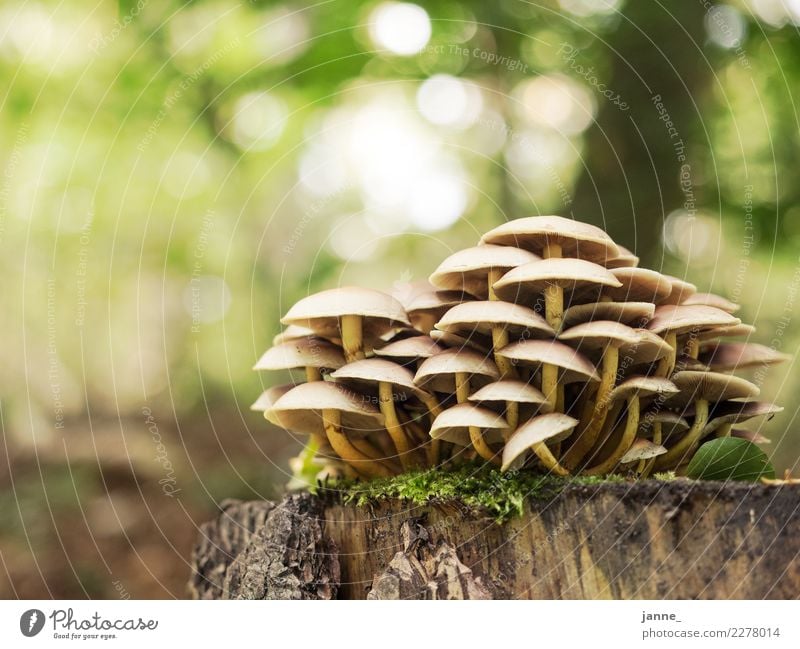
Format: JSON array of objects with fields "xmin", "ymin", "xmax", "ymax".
[{"xmin": 335, "ymin": 465, "xmax": 631, "ymax": 523}]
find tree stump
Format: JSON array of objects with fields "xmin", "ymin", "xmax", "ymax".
[{"xmin": 189, "ymin": 480, "xmax": 800, "ymax": 599}]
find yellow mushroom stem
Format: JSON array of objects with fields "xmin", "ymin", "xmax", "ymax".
[
  {"xmin": 540, "ymin": 241, "xmax": 564, "ymax": 428},
  {"xmin": 653, "ymin": 399, "xmax": 710, "ymax": 470},
  {"xmin": 422, "ymin": 394, "xmax": 443, "ymax": 465},
  {"xmin": 655, "ymin": 331, "xmax": 677, "ymax": 377},
  {"xmin": 487, "ymin": 268, "xmax": 518, "ymax": 379},
  {"xmin": 455, "ymin": 372, "xmax": 500, "ymax": 466},
  {"xmin": 378, "ymin": 382, "xmax": 417, "ymax": 470},
  {"xmin": 563, "ymin": 345, "xmax": 619, "ymax": 470},
  {"xmin": 584, "ymin": 394, "xmax": 640, "ymax": 475},
  {"xmin": 541, "ymin": 364, "xmax": 559, "ymax": 412},
  {"xmin": 581, "ymin": 399, "xmax": 624, "ymax": 468},
  {"xmin": 686, "ymin": 334, "xmax": 700, "ymax": 360},
  {"xmin": 340, "ymin": 314, "xmax": 365, "ymax": 362},
  {"xmin": 716, "ymin": 423, "xmax": 732, "ymax": 438},
  {"xmin": 322, "ymin": 409, "xmax": 392, "ymax": 478},
  {"xmin": 529, "ymin": 441, "xmax": 570, "ymax": 477},
  {"xmin": 639, "ymin": 421, "xmax": 662, "ymax": 478},
  {"xmin": 303, "ymin": 366, "xmax": 328, "ymax": 448}
]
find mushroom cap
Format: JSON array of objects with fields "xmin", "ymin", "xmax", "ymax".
[
  {"xmin": 406, "ymin": 289, "xmax": 474, "ymax": 324},
  {"xmin": 414, "ymin": 347, "xmax": 500, "ymax": 393},
  {"xmin": 609, "ymin": 376, "xmax": 679, "ymax": 402},
  {"xmin": 329, "ymin": 358, "xmax": 430, "ymax": 400},
  {"xmin": 493, "ymin": 258, "xmax": 622, "ymax": 303},
  {"xmin": 672, "ymin": 353, "xmax": 710, "ymax": 372},
  {"xmin": 697, "ymin": 323, "xmax": 756, "ymax": 341},
  {"xmin": 480, "ymin": 215, "xmax": 620, "ymax": 263},
  {"xmin": 602, "ymin": 268, "xmax": 673, "ymax": 303},
  {"xmin": 435, "ymin": 301, "xmax": 555, "ymax": 339},
  {"xmin": 699, "ymin": 342, "xmax": 790, "ymax": 371},
  {"xmin": 391, "ymin": 279, "xmax": 436, "ymax": 308},
  {"xmin": 732, "ymin": 428, "xmax": 771, "ymax": 445},
  {"xmin": 375, "ymin": 335, "xmax": 446, "ymax": 362},
  {"xmin": 702, "ymin": 401, "xmax": 784, "ymax": 436},
  {"xmin": 562, "ymin": 301, "xmax": 655, "ymax": 328},
  {"xmin": 250, "ymin": 383, "xmax": 294, "ymax": 412},
  {"xmin": 646, "ymin": 304, "xmax": 740, "ymax": 336},
  {"xmin": 265, "ymin": 381, "xmax": 384, "ymax": 438},
  {"xmin": 559, "ymin": 321, "xmax": 673, "ymax": 364},
  {"xmin": 468, "ymin": 379, "xmax": 551, "ymax": 409},
  {"xmin": 253, "ymin": 337, "xmax": 346, "ymax": 371},
  {"xmin": 682, "ymin": 292, "xmax": 740, "ymax": 313},
  {"xmin": 640, "ymin": 410, "xmax": 690, "ymax": 439},
  {"xmin": 429, "ymin": 403, "xmax": 507, "ymax": 446},
  {"xmin": 272, "ymin": 324, "xmax": 318, "ymax": 346},
  {"xmin": 620, "ymin": 438, "xmax": 667, "ymax": 463},
  {"xmin": 281, "ymin": 287, "xmax": 410, "ymax": 339},
  {"xmin": 501, "ymin": 413, "xmax": 579, "ymax": 471},
  {"xmin": 429, "ymin": 329, "xmax": 492, "ymax": 353},
  {"xmin": 669, "ymin": 371, "xmax": 760, "ymax": 404},
  {"xmin": 497, "ymin": 340, "xmax": 600, "ymax": 383},
  {"xmin": 605, "ymin": 245, "xmax": 639, "ymax": 269},
  {"xmin": 429, "ymin": 244, "xmax": 540, "ymax": 298},
  {"xmin": 658, "ymin": 275, "xmax": 698, "ymax": 305}
]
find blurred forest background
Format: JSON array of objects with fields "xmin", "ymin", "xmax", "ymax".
[{"xmin": 2, "ymin": 0, "xmax": 800, "ymax": 598}]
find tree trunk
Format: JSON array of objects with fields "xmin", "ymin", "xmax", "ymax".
[{"xmin": 189, "ymin": 481, "xmax": 800, "ymax": 599}]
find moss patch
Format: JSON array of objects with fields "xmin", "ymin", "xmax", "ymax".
[{"xmin": 335, "ymin": 465, "xmax": 634, "ymax": 523}]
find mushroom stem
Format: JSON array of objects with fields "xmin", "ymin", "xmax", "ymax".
[
  {"xmin": 530, "ymin": 442, "xmax": 570, "ymax": 476},
  {"xmin": 455, "ymin": 372, "xmax": 499, "ymax": 465},
  {"xmin": 378, "ymin": 381, "xmax": 416, "ymax": 469},
  {"xmin": 581, "ymin": 400, "xmax": 624, "ymax": 468},
  {"xmin": 716, "ymin": 423, "xmax": 732, "ymax": 438},
  {"xmin": 306, "ymin": 366, "xmax": 322, "ymax": 382},
  {"xmin": 584, "ymin": 394, "xmax": 640, "ymax": 475},
  {"xmin": 540, "ymin": 242, "xmax": 564, "ymax": 424},
  {"xmin": 653, "ymin": 399, "xmax": 710, "ymax": 470},
  {"xmin": 322, "ymin": 409, "xmax": 391, "ymax": 478},
  {"xmin": 655, "ymin": 331, "xmax": 677, "ymax": 377},
  {"xmin": 563, "ymin": 345, "xmax": 619, "ymax": 469},
  {"xmin": 541, "ymin": 364, "xmax": 559, "ymax": 412},
  {"xmin": 639, "ymin": 421, "xmax": 662, "ymax": 479},
  {"xmin": 340, "ymin": 314, "xmax": 365, "ymax": 362},
  {"xmin": 686, "ymin": 335, "xmax": 700, "ymax": 360},
  {"xmin": 422, "ymin": 395, "xmax": 443, "ymax": 465},
  {"xmin": 487, "ymin": 269, "xmax": 517, "ymax": 379}
]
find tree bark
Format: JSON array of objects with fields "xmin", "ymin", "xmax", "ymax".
[{"xmin": 189, "ymin": 481, "xmax": 800, "ymax": 599}]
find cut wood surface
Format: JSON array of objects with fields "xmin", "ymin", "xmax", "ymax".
[{"xmin": 189, "ymin": 481, "xmax": 800, "ymax": 599}]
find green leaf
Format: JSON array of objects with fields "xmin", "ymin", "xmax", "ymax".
[{"xmin": 686, "ymin": 438, "xmax": 776, "ymax": 482}]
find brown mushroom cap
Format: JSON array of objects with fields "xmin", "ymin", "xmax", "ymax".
[
  {"xmin": 620, "ymin": 438, "xmax": 667, "ymax": 463},
  {"xmin": 493, "ymin": 258, "xmax": 622, "ymax": 303},
  {"xmin": 375, "ymin": 335, "xmax": 446, "ymax": 363},
  {"xmin": 281, "ymin": 287, "xmax": 410, "ymax": 340},
  {"xmin": 468, "ymin": 379, "xmax": 551, "ymax": 409},
  {"xmin": 640, "ymin": 410, "xmax": 690, "ymax": 440},
  {"xmin": 658, "ymin": 275, "xmax": 698, "ymax": 305},
  {"xmin": 669, "ymin": 370, "xmax": 760, "ymax": 405},
  {"xmin": 731, "ymin": 428, "xmax": 771, "ymax": 445},
  {"xmin": 429, "ymin": 244, "xmax": 540, "ymax": 298},
  {"xmin": 329, "ymin": 358, "xmax": 430, "ymax": 400},
  {"xmin": 501, "ymin": 412, "xmax": 579, "ymax": 471},
  {"xmin": 699, "ymin": 342, "xmax": 790, "ymax": 371},
  {"xmin": 682, "ymin": 292, "xmax": 740, "ymax": 313},
  {"xmin": 414, "ymin": 347, "xmax": 500, "ymax": 393},
  {"xmin": 480, "ymin": 215, "xmax": 620, "ymax": 263},
  {"xmin": 272, "ymin": 324, "xmax": 318, "ymax": 346},
  {"xmin": 265, "ymin": 381, "xmax": 384, "ymax": 437},
  {"xmin": 429, "ymin": 329, "xmax": 492, "ymax": 353},
  {"xmin": 253, "ymin": 337, "xmax": 346, "ymax": 372},
  {"xmin": 697, "ymin": 323, "xmax": 755, "ymax": 341},
  {"xmin": 560, "ymin": 321, "xmax": 673, "ymax": 364},
  {"xmin": 608, "ymin": 376, "xmax": 680, "ymax": 402},
  {"xmin": 605, "ymin": 244, "xmax": 639, "ymax": 269},
  {"xmin": 646, "ymin": 304, "xmax": 740, "ymax": 336},
  {"xmin": 602, "ymin": 268, "xmax": 673, "ymax": 303},
  {"xmin": 435, "ymin": 301, "xmax": 555, "ymax": 339},
  {"xmin": 251, "ymin": 384, "xmax": 294, "ymax": 412},
  {"xmin": 429, "ymin": 403, "xmax": 507, "ymax": 446},
  {"xmin": 406, "ymin": 290, "xmax": 474, "ymax": 331},
  {"xmin": 496, "ymin": 339, "xmax": 600, "ymax": 383},
  {"xmin": 562, "ymin": 301, "xmax": 655, "ymax": 328},
  {"xmin": 702, "ymin": 401, "xmax": 784, "ymax": 436}
]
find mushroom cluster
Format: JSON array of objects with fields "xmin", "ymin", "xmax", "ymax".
[{"xmin": 253, "ymin": 215, "xmax": 787, "ymax": 482}]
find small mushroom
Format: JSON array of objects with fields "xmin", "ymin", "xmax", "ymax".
[
  {"xmin": 469, "ymin": 378, "xmax": 552, "ymax": 444},
  {"xmin": 429, "ymin": 404, "xmax": 507, "ymax": 464},
  {"xmin": 250, "ymin": 384, "xmax": 294, "ymax": 412},
  {"xmin": 330, "ymin": 359, "xmax": 434, "ymax": 469},
  {"xmin": 602, "ymin": 267, "xmax": 674, "ymax": 303},
  {"xmin": 584, "ymin": 376, "xmax": 679, "ymax": 475},
  {"xmin": 697, "ymin": 323, "xmax": 756, "ymax": 342},
  {"xmin": 429, "ymin": 329, "xmax": 492, "ymax": 353},
  {"xmin": 405, "ymin": 290, "xmax": 474, "ymax": 334},
  {"xmin": 619, "ymin": 438, "xmax": 667, "ymax": 466},
  {"xmin": 653, "ymin": 371, "xmax": 760, "ymax": 470},
  {"xmin": 701, "ymin": 401, "xmax": 783, "ymax": 439},
  {"xmin": 265, "ymin": 381, "xmax": 392, "ymax": 478},
  {"xmin": 637, "ymin": 410, "xmax": 689, "ymax": 478},
  {"xmin": 605, "ymin": 244, "xmax": 639, "ymax": 269},
  {"xmin": 681, "ymin": 292, "xmax": 740, "ymax": 313},
  {"xmin": 562, "ymin": 301, "xmax": 655, "ymax": 328},
  {"xmin": 732, "ymin": 428, "xmax": 771, "ymax": 445},
  {"xmin": 272, "ymin": 324, "xmax": 318, "ymax": 346},
  {"xmin": 699, "ymin": 342, "xmax": 790, "ymax": 372},
  {"xmin": 658, "ymin": 275, "xmax": 698, "ymax": 305},
  {"xmin": 253, "ymin": 336, "xmax": 346, "ymax": 382},
  {"xmin": 281, "ymin": 287, "xmax": 410, "ymax": 362},
  {"xmin": 501, "ymin": 412, "xmax": 579, "ymax": 475}
]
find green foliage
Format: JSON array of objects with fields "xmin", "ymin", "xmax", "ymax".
[{"xmin": 686, "ymin": 438, "xmax": 776, "ymax": 482}]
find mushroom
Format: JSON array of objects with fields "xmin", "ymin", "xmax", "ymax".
[
  {"xmin": 701, "ymin": 401, "xmax": 783, "ymax": 439},
  {"xmin": 414, "ymin": 348, "xmax": 500, "ymax": 464},
  {"xmin": 646, "ymin": 304, "xmax": 740, "ymax": 375},
  {"xmin": 697, "ymin": 323, "xmax": 756, "ymax": 342},
  {"xmin": 558, "ymin": 321, "xmax": 672, "ymax": 469},
  {"xmin": 602, "ymin": 267, "xmax": 674, "ymax": 303},
  {"xmin": 405, "ymin": 290, "xmax": 474, "ymax": 334},
  {"xmin": 681, "ymin": 292, "xmax": 740, "ymax": 313},
  {"xmin": 732, "ymin": 428, "xmax": 771, "ymax": 445},
  {"xmin": 562, "ymin": 301, "xmax": 655, "ymax": 328},
  {"xmin": 699, "ymin": 342, "xmax": 790, "ymax": 372},
  {"xmin": 619, "ymin": 438, "xmax": 667, "ymax": 466},
  {"xmin": 605, "ymin": 244, "xmax": 639, "ymax": 269},
  {"xmin": 429, "ymin": 403, "xmax": 507, "ymax": 462},
  {"xmin": 330, "ymin": 358, "xmax": 434, "ymax": 469},
  {"xmin": 637, "ymin": 410, "xmax": 689, "ymax": 478},
  {"xmin": 265, "ymin": 381, "xmax": 393, "ymax": 478},
  {"xmin": 658, "ymin": 275, "xmax": 698, "ymax": 305},
  {"xmin": 374, "ymin": 335, "xmax": 445, "ymax": 370},
  {"xmin": 501, "ymin": 413, "xmax": 579, "ymax": 475},
  {"xmin": 253, "ymin": 336, "xmax": 346, "ymax": 382},
  {"xmin": 584, "ymin": 376, "xmax": 679, "ymax": 475},
  {"xmin": 429, "ymin": 329, "xmax": 492, "ymax": 353},
  {"xmin": 653, "ymin": 371, "xmax": 760, "ymax": 470},
  {"xmin": 272, "ymin": 324, "xmax": 319, "ymax": 346},
  {"xmin": 250, "ymin": 384, "xmax": 294, "ymax": 412},
  {"xmin": 281, "ymin": 287, "xmax": 410, "ymax": 362}
]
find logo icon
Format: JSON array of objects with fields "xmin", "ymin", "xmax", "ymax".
[{"xmin": 20, "ymin": 609, "xmax": 45, "ymax": 637}]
